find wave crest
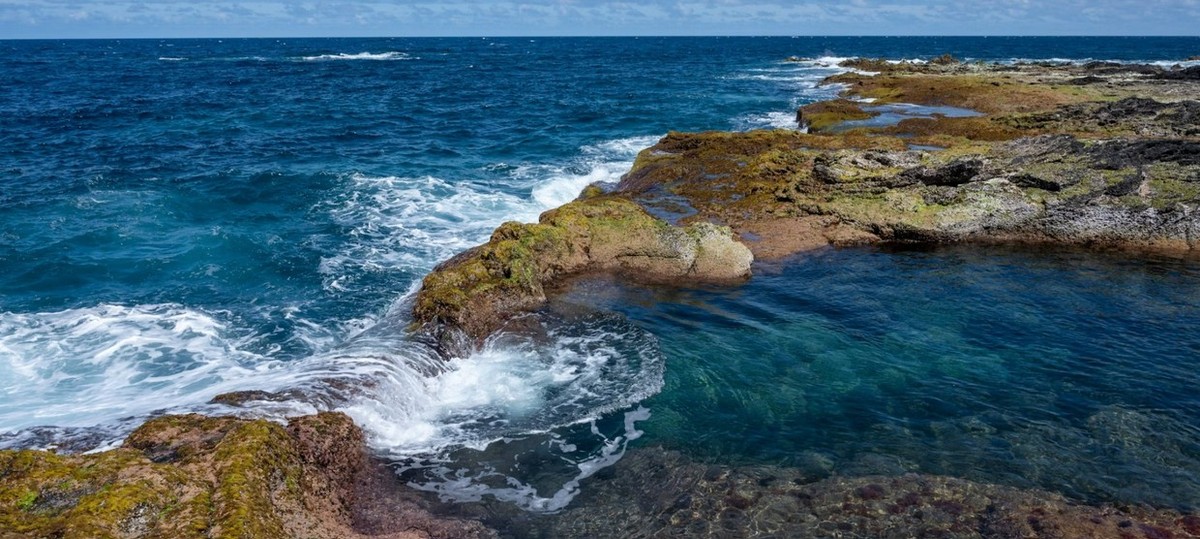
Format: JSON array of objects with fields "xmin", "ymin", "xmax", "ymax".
[{"xmin": 300, "ymin": 52, "xmax": 416, "ymax": 61}]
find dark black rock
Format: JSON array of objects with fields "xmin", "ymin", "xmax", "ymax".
[
  {"xmin": 900, "ymin": 158, "xmax": 985, "ymax": 186},
  {"xmin": 1004, "ymin": 134, "xmax": 1087, "ymax": 164},
  {"xmin": 1011, "ymin": 173, "xmax": 1078, "ymax": 192},
  {"xmin": 1085, "ymin": 62, "xmax": 1164, "ymax": 76},
  {"xmin": 1162, "ymin": 101, "xmax": 1200, "ymax": 135},
  {"xmin": 1101, "ymin": 96, "xmax": 1170, "ymax": 118},
  {"xmin": 1090, "ymin": 139, "xmax": 1200, "ymax": 169},
  {"xmin": 1158, "ymin": 65, "xmax": 1200, "ymax": 80},
  {"xmin": 812, "ymin": 163, "xmax": 840, "ymax": 184}
]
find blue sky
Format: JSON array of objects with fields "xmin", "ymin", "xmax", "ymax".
[{"xmin": 2, "ymin": 0, "xmax": 1198, "ymax": 39}]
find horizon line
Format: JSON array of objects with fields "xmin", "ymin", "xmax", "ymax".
[{"xmin": 3, "ymin": 34, "xmax": 1200, "ymax": 41}]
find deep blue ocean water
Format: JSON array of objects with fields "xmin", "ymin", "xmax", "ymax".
[{"xmin": 3, "ymin": 36, "xmax": 1200, "ymax": 513}]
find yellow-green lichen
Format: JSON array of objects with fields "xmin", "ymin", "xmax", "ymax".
[
  {"xmin": 0, "ymin": 414, "xmax": 364, "ymax": 539},
  {"xmin": 15, "ymin": 489, "xmax": 37, "ymax": 511},
  {"xmin": 211, "ymin": 421, "xmax": 298, "ymax": 539}
]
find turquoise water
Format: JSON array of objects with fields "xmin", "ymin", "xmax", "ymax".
[
  {"xmin": 3, "ymin": 36, "xmax": 1200, "ymax": 514},
  {"xmin": 554, "ymin": 246, "xmax": 1200, "ymax": 509}
]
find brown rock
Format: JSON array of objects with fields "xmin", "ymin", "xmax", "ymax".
[
  {"xmin": 0, "ymin": 413, "xmax": 494, "ymax": 539},
  {"xmin": 413, "ymin": 196, "xmax": 751, "ymax": 349}
]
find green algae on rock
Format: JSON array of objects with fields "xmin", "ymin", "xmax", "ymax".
[
  {"xmin": 621, "ymin": 131, "xmax": 1200, "ymax": 256},
  {"xmin": 0, "ymin": 413, "xmax": 491, "ymax": 539},
  {"xmin": 609, "ymin": 61, "xmax": 1200, "ymax": 263},
  {"xmin": 412, "ymin": 195, "xmax": 751, "ymax": 347}
]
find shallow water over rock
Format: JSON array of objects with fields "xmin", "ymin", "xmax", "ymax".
[
  {"xmin": 570, "ymin": 245, "xmax": 1200, "ymax": 509},
  {"xmin": 401, "ymin": 245, "xmax": 1200, "ymax": 535}
]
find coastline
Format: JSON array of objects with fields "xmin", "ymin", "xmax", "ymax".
[
  {"xmin": 5, "ymin": 56, "xmax": 1200, "ymax": 537},
  {"xmin": 414, "ymin": 57, "xmax": 1200, "ymax": 345}
]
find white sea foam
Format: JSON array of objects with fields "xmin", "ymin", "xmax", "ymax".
[
  {"xmin": 0, "ymin": 304, "xmax": 280, "ymax": 431},
  {"xmin": 1152, "ymin": 60, "xmax": 1200, "ymax": 68},
  {"xmin": 2, "ymin": 132, "xmax": 670, "ymax": 464},
  {"xmin": 732, "ymin": 55, "xmax": 857, "ymax": 131},
  {"xmin": 734, "ymin": 73, "xmax": 824, "ymax": 85},
  {"xmin": 0, "ymin": 303, "xmax": 665, "ymax": 463},
  {"xmin": 738, "ymin": 111, "xmax": 800, "ymax": 131},
  {"xmin": 339, "ymin": 315, "xmax": 663, "ymax": 455},
  {"xmin": 804, "ymin": 55, "xmax": 854, "ymax": 68},
  {"xmin": 157, "ymin": 57, "xmax": 186, "ymax": 62},
  {"xmin": 300, "ymin": 52, "xmax": 416, "ymax": 62},
  {"xmin": 302, "ymin": 135, "xmax": 667, "ymax": 464},
  {"xmin": 318, "ymin": 173, "xmax": 531, "ymax": 293},
  {"xmin": 528, "ymin": 135, "xmax": 661, "ymax": 208},
  {"xmin": 318, "ymin": 135, "xmax": 661, "ymax": 294}
]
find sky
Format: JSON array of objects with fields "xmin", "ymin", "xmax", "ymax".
[{"xmin": 1, "ymin": 0, "xmax": 1198, "ymax": 39}]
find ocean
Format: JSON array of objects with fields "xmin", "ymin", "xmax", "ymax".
[{"xmin": 3, "ymin": 36, "xmax": 1200, "ymax": 515}]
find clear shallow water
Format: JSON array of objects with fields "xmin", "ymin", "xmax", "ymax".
[
  {"xmin": 3, "ymin": 36, "xmax": 1200, "ymax": 512},
  {"xmin": 554, "ymin": 246, "xmax": 1200, "ymax": 509}
]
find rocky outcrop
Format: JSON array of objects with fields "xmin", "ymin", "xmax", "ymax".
[
  {"xmin": 602, "ymin": 60, "xmax": 1200, "ymax": 264},
  {"xmin": 0, "ymin": 413, "xmax": 492, "ymax": 539},
  {"xmin": 796, "ymin": 99, "xmax": 878, "ymax": 132},
  {"xmin": 412, "ymin": 195, "xmax": 751, "ymax": 348},
  {"xmin": 622, "ymin": 131, "xmax": 1200, "ymax": 257},
  {"xmin": 1159, "ymin": 66, "xmax": 1200, "ymax": 80}
]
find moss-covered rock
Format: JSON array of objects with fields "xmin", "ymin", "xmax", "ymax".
[
  {"xmin": 622, "ymin": 128, "xmax": 1200, "ymax": 258},
  {"xmin": 0, "ymin": 413, "xmax": 492, "ymax": 539},
  {"xmin": 797, "ymin": 99, "xmax": 877, "ymax": 132},
  {"xmin": 412, "ymin": 195, "xmax": 752, "ymax": 348}
]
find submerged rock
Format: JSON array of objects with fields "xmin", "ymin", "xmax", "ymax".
[{"xmin": 538, "ymin": 446, "xmax": 1200, "ymax": 539}]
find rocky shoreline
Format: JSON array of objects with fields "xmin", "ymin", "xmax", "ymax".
[
  {"xmin": 4, "ymin": 57, "xmax": 1200, "ymax": 538},
  {"xmin": 414, "ymin": 57, "xmax": 1200, "ymax": 346}
]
